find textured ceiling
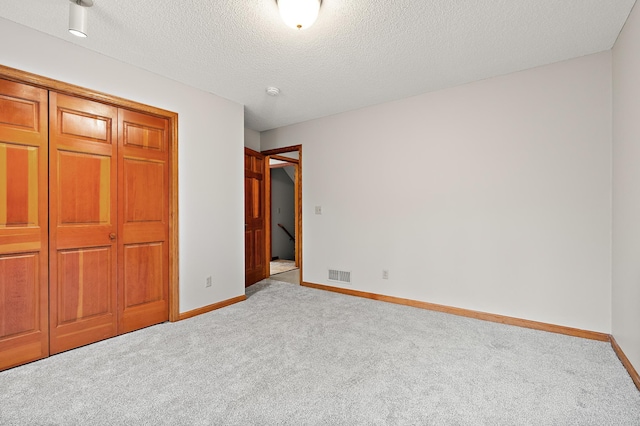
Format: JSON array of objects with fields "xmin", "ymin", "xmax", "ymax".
[{"xmin": 0, "ymin": 1, "xmax": 636, "ymax": 131}]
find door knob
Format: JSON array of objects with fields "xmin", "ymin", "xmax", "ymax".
[{"xmin": 109, "ymin": 233, "xmax": 116, "ymax": 241}]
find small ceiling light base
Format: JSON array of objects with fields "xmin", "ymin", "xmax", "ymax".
[
  {"xmin": 266, "ymin": 87, "xmax": 281, "ymax": 96},
  {"xmin": 69, "ymin": 0, "xmax": 94, "ymax": 38}
]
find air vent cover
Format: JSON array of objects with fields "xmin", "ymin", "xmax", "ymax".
[{"xmin": 328, "ymin": 269, "xmax": 351, "ymax": 284}]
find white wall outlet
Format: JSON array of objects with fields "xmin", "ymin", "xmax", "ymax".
[
  {"xmin": 382, "ymin": 270, "xmax": 389, "ymax": 280},
  {"xmin": 315, "ymin": 206, "xmax": 322, "ymax": 215},
  {"xmin": 206, "ymin": 276, "xmax": 212, "ymax": 287}
]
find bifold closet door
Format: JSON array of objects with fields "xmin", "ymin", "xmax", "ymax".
[
  {"xmin": 0, "ymin": 80, "xmax": 169, "ymax": 365},
  {"xmin": 0, "ymin": 79, "xmax": 49, "ymax": 370},
  {"xmin": 49, "ymin": 92, "xmax": 118, "ymax": 355},
  {"xmin": 117, "ymin": 109, "xmax": 169, "ymax": 333}
]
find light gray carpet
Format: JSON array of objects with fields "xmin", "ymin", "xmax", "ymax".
[{"xmin": 1, "ymin": 280, "xmax": 639, "ymax": 425}]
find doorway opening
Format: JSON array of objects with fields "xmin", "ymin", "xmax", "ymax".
[{"xmin": 263, "ymin": 145, "xmax": 302, "ymax": 285}]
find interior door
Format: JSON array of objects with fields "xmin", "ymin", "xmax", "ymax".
[
  {"xmin": 0, "ymin": 79, "xmax": 49, "ymax": 370},
  {"xmin": 49, "ymin": 92, "xmax": 118, "ymax": 355},
  {"xmin": 245, "ymin": 148, "xmax": 266, "ymax": 287},
  {"xmin": 117, "ymin": 108, "xmax": 169, "ymax": 333}
]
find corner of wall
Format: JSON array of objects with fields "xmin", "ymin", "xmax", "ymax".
[{"xmin": 244, "ymin": 128, "xmax": 261, "ymax": 151}]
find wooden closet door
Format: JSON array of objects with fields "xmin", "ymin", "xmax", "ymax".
[
  {"xmin": 49, "ymin": 92, "xmax": 118, "ymax": 354},
  {"xmin": 117, "ymin": 109, "xmax": 169, "ymax": 333},
  {"xmin": 0, "ymin": 79, "xmax": 49, "ymax": 370}
]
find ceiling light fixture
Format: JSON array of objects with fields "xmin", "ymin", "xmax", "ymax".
[
  {"xmin": 266, "ymin": 87, "xmax": 281, "ymax": 96},
  {"xmin": 68, "ymin": 0, "xmax": 93, "ymax": 38},
  {"xmin": 277, "ymin": 0, "xmax": 321, "ymax": 30}
]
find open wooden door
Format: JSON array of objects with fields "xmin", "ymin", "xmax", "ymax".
[
  {"xmin": 117, "ymin": 109, "xmax": 169, "ymax": 334},
  {"xmin": 245, "ymin": 148, "xmax": 266, "ymax": 287},
  {"xmin": 49, "ymin": 92, "xmax": 119, "ymax": 355},
  {"xmin": 0, "ymin": 79, "xmax": 49, "ymax": 370}
]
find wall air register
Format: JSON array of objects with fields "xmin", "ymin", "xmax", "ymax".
[{"xmin": 328, "ymin": 269, "xmax": 351, "ymax": 284}]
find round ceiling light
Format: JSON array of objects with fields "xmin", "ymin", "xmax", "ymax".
[
  {"xmin": 277, "ymin": 0, "xmax": 321, "ymax": 30},
  {"xmin": 266, "ymin": 87, "xmax": 281, "ymax": 96}
]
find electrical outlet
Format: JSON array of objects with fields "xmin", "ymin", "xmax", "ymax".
[
  {"xmin": 382, "ymin": 270, "xmax": 389, "ymax": 280},
  {"xmin": 315, "ymin": 206, "xmax": 322, "ymax": 215},
  {"xmin": 206, "ymin": 276, "xmax": 212, "ymax": 287}
]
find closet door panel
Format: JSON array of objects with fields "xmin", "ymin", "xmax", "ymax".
[
  {"xmin": 123, "ymin": 242, "xmax": 163, "ymax": 308},
  {"xmin": 118, "ymin": 109, "xmax": 169, "ymax": 334},
  {"xmin": 0, "ymin": 79, "xmax": 49, "ymax": 371},
  {"xmin": 57, "ymin": 248, "xmax": 112, "ymax": 323},
  {"xmin": 0, "ymin": 254, "xmax": 39, "ymax": 335},
  {"xmin": 49, "ymin": 92, "xmax": 118, "ymax": 355}
]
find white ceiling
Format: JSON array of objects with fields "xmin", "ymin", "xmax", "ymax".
[{"xmin": 0, "ymin": 1, "xmax": 636, "ymax": 131}]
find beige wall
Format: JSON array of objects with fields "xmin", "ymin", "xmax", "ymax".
[
  {"xmin": 263, "ymin": 52, "xmax": 613, "ymax": 333},
  {"xmin": 0, "ymin": 18, "xmax": 246, "ymax": 313},
  {"xmin": 245, "ymin": 128, "xmax": 261, "ymax": 151},
  {"xmin": 613, "ymin": 2, "xmax": 640, "ymax": 375}
]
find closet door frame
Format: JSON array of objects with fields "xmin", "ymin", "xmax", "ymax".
[{"xmin": 0, "ymin": 65, "xmax": 180, "ymax": 323}]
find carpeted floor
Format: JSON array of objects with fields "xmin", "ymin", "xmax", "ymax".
[{"xmin": 1, "ymin": 280, "xmax": 639, "ymax": 425}]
